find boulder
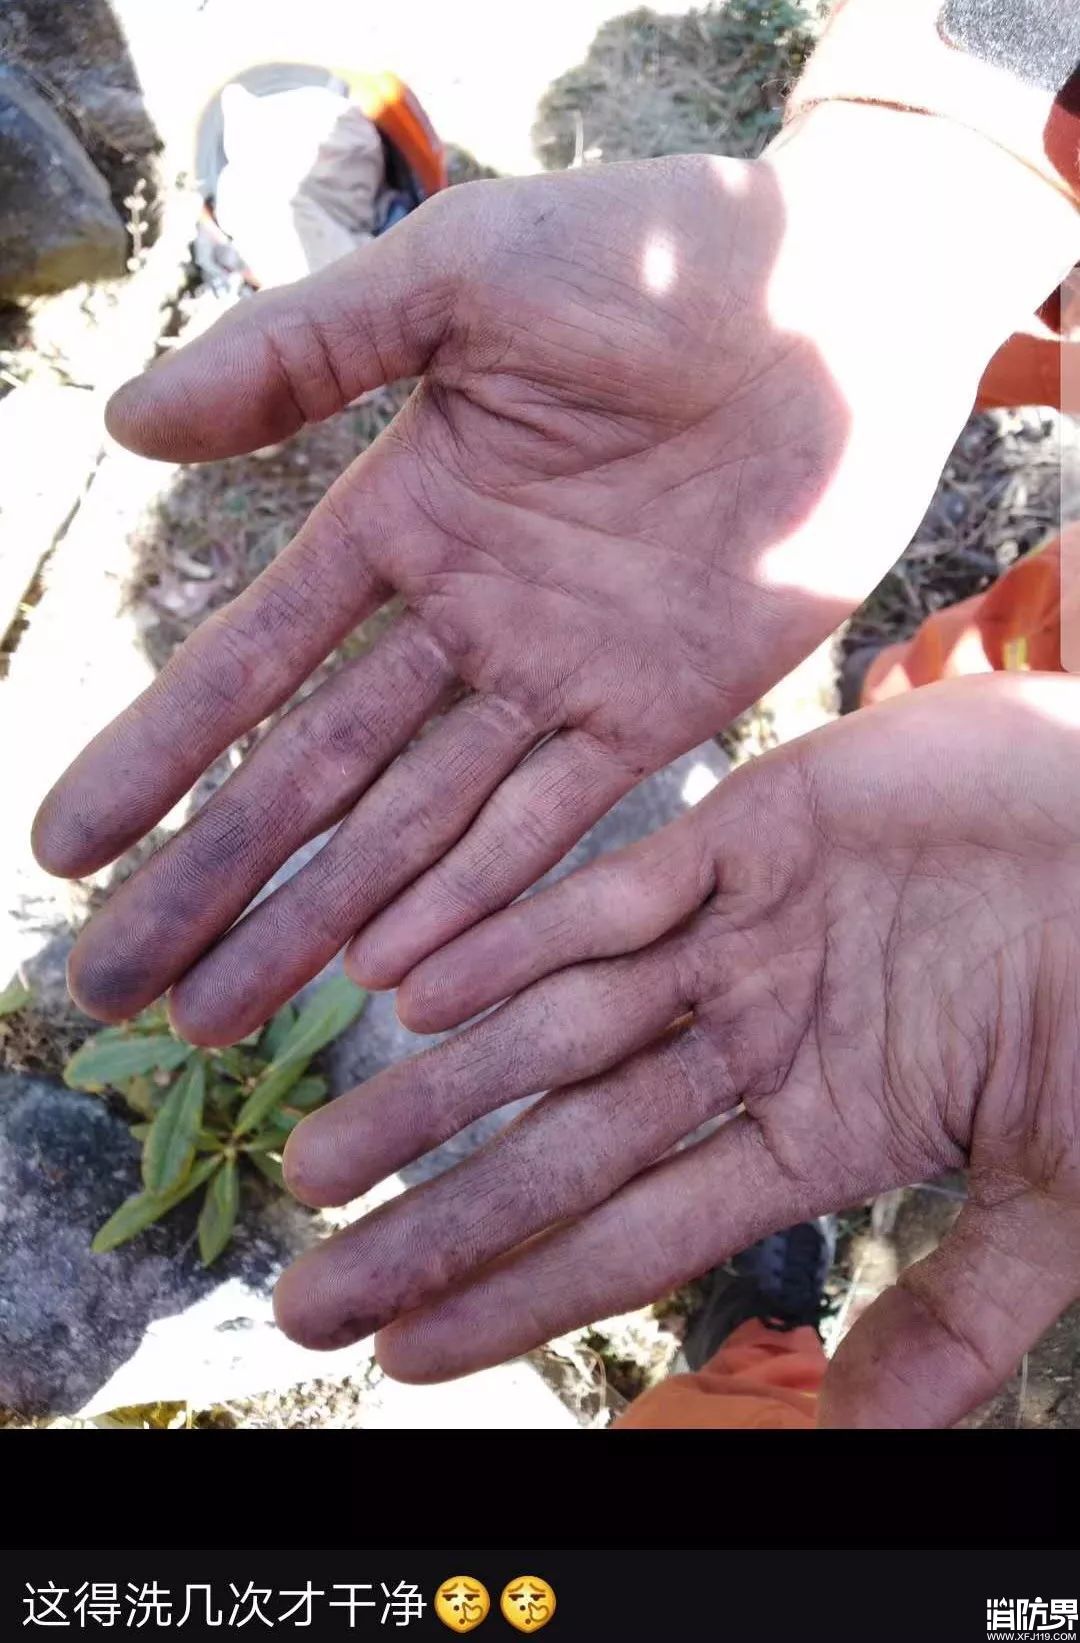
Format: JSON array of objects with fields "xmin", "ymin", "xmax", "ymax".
[
  {"xmin": 0, "ymin": 0, "xmax": 160, "ymax": 180},
  {"xmin": 0, "ymin": 1073, "xmax": 354, "ymax": 1417},
  {"xmin": 0, "ymin": 67, "xmax": 127, "ymax": 298}
]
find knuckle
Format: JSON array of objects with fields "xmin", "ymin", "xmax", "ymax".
[
  {"xmin": 428, "ymin": 859, "xmax": 497, "ymax": 923},
  {"xmin": 164, "ymin": 606, "xmax": 256, "ymax": 718},
  {"xmin": 482, "ymin": 689, "xmax": 553, "ymax": 744},
  {"xmin": 260, "ymin": 303, "xmax": 348, "ymax": 424},
  {"xmin": 297, "ymin": 690, "xmax": 385, "ymax": 772},
  {"xmin": 179, "ymin": 789, "xmax": 275, "ymax": 881},
  {"xmin": 528, "ymin": 889, "xmax": 592, "ymax": 956}
]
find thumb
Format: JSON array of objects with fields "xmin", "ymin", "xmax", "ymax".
[
  {"xmin": 820, "ymin": 1192, "xmax": 1080, "ymax": 1428},
  {"xmin": 106, "ymin": 189, "xmax": 473, "ymax": 462}
]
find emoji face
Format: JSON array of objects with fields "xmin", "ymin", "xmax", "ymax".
[
  {"xmin": 500, "ymin": 1577, "xmax": 556, "ymax": 1633},
  {"xmin": 434, "ymin": 1577, "xmax": 490, "ymax": 1633}
]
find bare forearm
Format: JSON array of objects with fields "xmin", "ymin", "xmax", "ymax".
[
  {"xmin": 788, "ymin": 0, "xmax": 1080, "ymax": 203},
  {"xmin": 771, "ymin": 0, "xmax": 1080, "ymax": 361}
]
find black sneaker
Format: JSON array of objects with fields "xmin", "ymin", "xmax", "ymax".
[{"xmin": 682, "ymin": 1217, "xmax": 837, "ymax": 1372}]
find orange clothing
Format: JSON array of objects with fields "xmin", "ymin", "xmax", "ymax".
[
  {"xmin": 863, "ymin": 533, "xmax": 1061, "ymax": 700},
  {"xmin": 346, "ymin": 71, "xmax": 448, "ymax": 198},
  {"xmin": 615, "ymin": 1320, "xmax": 822, "ymax": 1430},
  {"xmin": 977, "ymin": 324, "xmax": 1076, "ymax": 413},
  {"xmin": 975, "ymin": 289, "xmax": 1079, "ymax": 414},
  {"xmin": 863, "ymin": 285, "xmax": 1080, "ymax": 700},
  {"xmin": 862, "ymin": 527, "xmax": 1080, "ymax": 703}
]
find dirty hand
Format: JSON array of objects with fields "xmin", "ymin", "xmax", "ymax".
[
  {"xmin": 276, "ymin": 674, "xmax": 1080, "ymax": 1429},
  {"xmin": 34, "ymin": 104, "xmax": 1077, "ymax": 1044}
]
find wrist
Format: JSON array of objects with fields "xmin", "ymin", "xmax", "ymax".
[
  {"xmin": 763, "ymin": 100, "xmax": 1080, "ymax": 364},
  {"xmin": 786, "ymin": 0, "xmax": 1080, "ymax": 206}
]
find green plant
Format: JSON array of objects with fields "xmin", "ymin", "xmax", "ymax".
[
  {"xmin": 0, "ymin": 978, "xmax": 32, "ymax": 1016},
  {"xmin": 64, "ymin": 976, "xmax": 366, "ymax": 1265}
]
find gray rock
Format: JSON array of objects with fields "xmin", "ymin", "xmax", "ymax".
[
  {"xmin": 0, "ymin": 0, "xmax": 160, "ymax": 181},
  {"xmin": 0, "ymin": 1073, "xmax": 370, "ymax": 1417},
  {"xmin": 0, "ymin": 68, "xmax": 127, "ymax": 298},
  {"xmin": 323, "ymin": 739, "xmax": 730, "ymax": 1184},
  {"xmin": 18, "ymin": 928, "xmax": 82, "ymax": 1020}
]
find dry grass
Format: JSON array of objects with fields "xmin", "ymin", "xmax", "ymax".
[
  {"xmin": 534, "ymin": 1, "xmax": 825, "ymax": 169},
  {"xmin": 0, "ymin": 995, "xmax": 87, "ymax": 1082}
]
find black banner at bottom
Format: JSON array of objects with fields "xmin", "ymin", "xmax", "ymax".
[{"xmin": 10, "ymin": 1551, "xmax": 1080, "ymax": 1642}]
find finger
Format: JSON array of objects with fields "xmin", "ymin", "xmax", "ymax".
[
  {"xmin": 373, "ymin": 1113, "xmax": 857, "ymax": 1383},
  {"xmin": 284, "ymin": 943, "xmax": 691, "ymax": 1207},
  {"xmin": 342, "ymin": 730, "xmax": 641, "ymax": 995},
  {"xmin": 32, "ymin": 467, "xmax": 393, "ymax": 879},
  {"xmin": 821, "ymin": 1193, "xmax": 1080, "ymax": 1429},
  {"xmin": 392, "ymin": 796, "xmax": 715, "ymax": 1032},
  {"xmin": 65, "ymin": 616, "xmax": 455, "ymax": 1022},
  {"xmin": 34, "ymin": 187, "xmax": 483, "ymax": 880},
  {"xmin": 168, "ymin": 692, "xmax": 550, "ymax": 1044},
  {"xmin": 105, "ymin": 191, "xmax": 466, "ymax": 462},
  {"xmin": 274, "ymin": 1021, "xmax": 750, "ymax": 1352}
]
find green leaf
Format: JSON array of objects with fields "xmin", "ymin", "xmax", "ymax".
[
  {"xmin": 288, "ymin": 1076, "xmax": 328, "ymax": 1111},
  {"xmin": 234, "ymin": 979, "xmax": 365, "ymax": 1136},
  {"xmin": 142, "ymin": 1057, "xmax": 206, "ymax": 1193},
  {"xmin": 91, "ymin": 1154, "xmax": 222, "ymax": 1255},
  {"xmin": 232, "ymin": 1060, "xmax": 305, "ymax": 1135},
  {"xmin": 0, "ymin": 979, "xmax": 32, "ymax": 1016},
  {"xmin": 243, "ymin": 1130, "xmax": 285, "ymax": 1153},
  {"xmin": 65, "ymin": 1034, "xmax": 191, "ymax": 1092},
  {"xmin": 205, "ymin": 1077, "xmax": 243, "ymax": 1117},
  {"xmin": 198, "ymin": 1155, "xmax": 239, "ymax": 1265},
  {"xmin": 130, "ymin": 1002, "xmax": 171, "ymax": 1033},
  {"xmin": 273, "ymin": 977, "xmax": 367, "ymax": 1065},
  {"xmin": 117, "ymin": 1075, "xmax": 156, "ymax": 1119},
  {"xmin": 248, "ymin": 1150, "xmax": 285, "ymax": 1189},
  {"xmin": 260, "ymin": 1001, "xmax": 297, "ymax": 1061},
  {"xmin": 196, "ymin": 1127, "xmax": 227, "ymax": 1152},
  {"xmin": 129, "ymin": 1123, "xmax": 150, "ymax": 1142},
  {"xmin": 213, "ymin": 1046, "xmax": 257, "ymax": 1083},
  {"xmin": 257, "ymin": 1076, "xmax": 327, "ymax": 1136}
]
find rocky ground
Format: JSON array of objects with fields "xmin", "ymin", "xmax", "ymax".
[{"xmin": 3, "ymin": 0, "xmax": 1080, "ymax": 1430}]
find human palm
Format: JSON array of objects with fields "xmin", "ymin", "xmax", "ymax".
[
  {"xmin": 34, "ymin": 123, "xmax": 1064, "ymax": 1042},
  {"xmin": 276, "ymin": 676, "xmax": 1080, "ymax": 1428}
]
